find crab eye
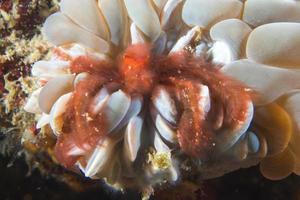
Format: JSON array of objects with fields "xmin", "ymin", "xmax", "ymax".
[{"xmin": 10, "ymin": 0, "xmax": 300, "ymax": 197}]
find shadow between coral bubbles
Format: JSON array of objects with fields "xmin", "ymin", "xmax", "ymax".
[{"xmin": 1, "ymin": 155, "xmax": 300, "ymax": 200}]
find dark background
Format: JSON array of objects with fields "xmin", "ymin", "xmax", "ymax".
[{"xmin": 1, "ymin": 155, "xmax": 300, "ymax": 200}]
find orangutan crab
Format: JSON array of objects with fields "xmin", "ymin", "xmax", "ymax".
[{"xmin": 41, "ymin": 43, "xmax": 252, "ymax": 190}]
